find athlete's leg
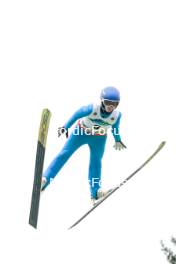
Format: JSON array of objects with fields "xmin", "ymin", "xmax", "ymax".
[
  {"xmin": 88, "ymin": 135, "xmax": 107, "ymax": 198},
  {"xmin": 43, "ymin": 126, "xmax": 85, "ymax": 189}
]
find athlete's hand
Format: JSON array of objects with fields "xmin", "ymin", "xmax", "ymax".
[
  {"xmin": 58, "ymin": 127, "xmax": 68, "ymax": 138},
  {"xmin": 113, "ymin": 141, "xmax": 127, "ymax": 151}
]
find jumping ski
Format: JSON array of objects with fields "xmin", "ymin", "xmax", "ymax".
[
  {"xmin": 69, "ymin": 141, "xmax": 166, "ymax": 229},
  {"xmin": 29, "ymin": 108, "xmax": 51, "ymax": 228}
]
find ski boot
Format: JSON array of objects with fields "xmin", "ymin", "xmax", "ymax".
[
  {"xmin": 41, "ymin": 177, "xmax": 48, "ymax": 192},
  {"xmin": 91, "ymin": 188, "xmax": 113, "ymax": 206}
]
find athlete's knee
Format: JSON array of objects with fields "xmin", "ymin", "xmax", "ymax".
[{"xmin": 90, "ymin": 156, "xmax": 102, "ymax": 167}]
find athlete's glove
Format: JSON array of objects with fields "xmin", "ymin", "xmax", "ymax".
[
  {"xmin": 58, "ymin": 127, "xmax": 68, "ymax": 138},
  {"xmin": 113, "ymin": 141, "xmax": 127, "ymax": 151}
]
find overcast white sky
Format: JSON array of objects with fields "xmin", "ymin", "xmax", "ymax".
[{"xmin": 0, "ymin": 0, "xmax": 176, "ymax": 263}]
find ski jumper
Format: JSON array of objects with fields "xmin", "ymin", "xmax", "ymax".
[{"xmin": 43, "ymin": 104, "xmax": 122, "ymax": 198}]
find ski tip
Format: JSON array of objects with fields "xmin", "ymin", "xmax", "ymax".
[
  {"xmin": 160, "ymin": 141, "xmax": 166, "ymax": 148},
  {"xmin": 43, "ymin": 108, "xmax": 51, "ymax": 114}
]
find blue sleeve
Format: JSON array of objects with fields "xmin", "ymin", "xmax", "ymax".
[
  {"xmin": 64, "ymin": 104, "xmax": 93, "ymax": 129},
  {"xmin": 111, "ymin": 112, "xmax": 122, "ymax": 142}
]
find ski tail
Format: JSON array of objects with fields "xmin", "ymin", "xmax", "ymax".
[{"xmin": 29, "ymin": 108, "xmax": 51, "ymax": 229}]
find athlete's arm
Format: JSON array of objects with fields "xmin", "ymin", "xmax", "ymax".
[
  {"xmin": 64, "ymin": 104, "xmax": 93, "ymax": 129},
  {"xmin": 111, "ymin": 112, "xmax": 122, "ymax": 142}
]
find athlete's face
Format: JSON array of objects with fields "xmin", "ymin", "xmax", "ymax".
[
  {"xmin": 104, "ymin": 105, "xmax": 116, "ymax": 112},
  {"xmin": 102, "ymin": 99, "xmax": 119, "ymax": 112}
]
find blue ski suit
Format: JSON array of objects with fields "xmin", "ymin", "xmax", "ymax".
[{"xmin": 43, "ymin": 104, "xmax": 122, "ymax": 198}]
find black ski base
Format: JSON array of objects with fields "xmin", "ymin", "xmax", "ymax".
[{"xmin": 29, "ymin": 141, "xmax": 45, "ymax": 228}]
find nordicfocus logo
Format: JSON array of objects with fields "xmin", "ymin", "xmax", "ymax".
[
  {"xmin": 57, "ymin": 126, "xmax": 120, "ymax": 137},
  {"xmin": 48, "ymin": 177, "xmax": 101, "ymax": 188},
  {"xmin": 89, "ymin": 178, "xmax": 102, "ymax": 188}
]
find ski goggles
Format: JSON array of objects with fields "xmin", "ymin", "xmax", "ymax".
[{"xmin": 102, "ymin": 99, "xmax": 119, "ymax": 107}]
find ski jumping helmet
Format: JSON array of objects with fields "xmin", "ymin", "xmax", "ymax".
[{"xmin": 100, "ymin": 86, "xmax": 120, "ymax": 102}]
